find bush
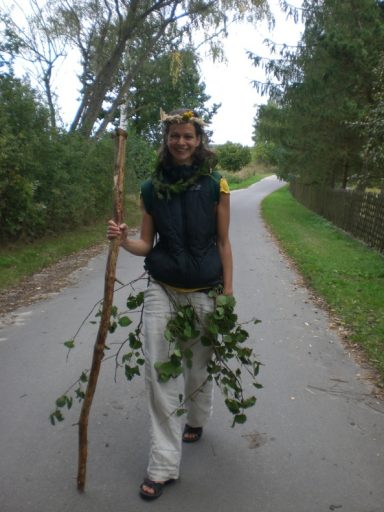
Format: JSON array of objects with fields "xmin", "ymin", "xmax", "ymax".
[
  {"xmin": 216, "ymin": 142, "xmax": 252, "ymax": 172},
  {"xmin": 0, "ymin": 73, "xmax": 158, "ymax": 243},
  {"xmin": 0, "ymin": 74, "xmax": 52, "ymax": 240}
]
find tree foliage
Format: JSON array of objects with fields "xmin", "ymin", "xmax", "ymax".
[
  {"xmin": 0, "ymin": 72, "xmax": 116, "ymax": 242},
  {"xmin": 130, "ymin": 48, "xmax": 220, "ymax": 145},
  {"xmin": 0, "ymin": 1, "xmax": 275, "ymax": 243},
  {"xmin": 361, "ymin": 52, "xmax": 384, "ymax": 189},
  {"xmin": 216, "ymin": 142, "xmax": 252, "ymax": 172},
  {"xmin": 252, "ymin": 0, "xmax": 384, "ymax": 189},
  {"xmin": 3, "ymin": 0, "xmax": 271, "ymax": 137},
  {"xmin": 0, "ymin": 74, "xmax": 52, "ymax": 240}
]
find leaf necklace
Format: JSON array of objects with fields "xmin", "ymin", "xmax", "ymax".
[{"xmin": 151, "ymin": 161, "xmax": 215, "ymax": 199}]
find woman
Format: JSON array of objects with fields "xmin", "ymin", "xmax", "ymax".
[{"xmin": 107, "ymin": 108, "xmax": 233, "ymax": 499}]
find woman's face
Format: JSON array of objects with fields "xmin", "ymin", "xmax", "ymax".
[{"xmin": 166, "ymin": 123, "xmax": 201, "ymax": 166}]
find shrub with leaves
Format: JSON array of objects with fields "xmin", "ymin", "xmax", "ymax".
[{"xmin": 216, "ymin": 142, "xmax": 252, "ymax": 172}]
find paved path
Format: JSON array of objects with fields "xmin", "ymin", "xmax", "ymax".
[{"xmin": 1, "ymin": 176, "xmax": 383, "ymax": 512}]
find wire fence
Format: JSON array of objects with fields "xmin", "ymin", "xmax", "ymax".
[{"xmin": 289, "ymin": 182, "xmax": 384, "ymax": 255}]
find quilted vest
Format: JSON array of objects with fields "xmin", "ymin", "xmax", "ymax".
[{"xmin": 141, "ymin": 172, "xmax": 223, "ymax": 289}]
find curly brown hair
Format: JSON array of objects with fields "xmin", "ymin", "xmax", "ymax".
[{"xmin": 157, "ymin": 108, "xmax": 217, "ymax": 169}]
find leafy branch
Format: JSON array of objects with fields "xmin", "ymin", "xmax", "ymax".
[
  {"xmin": 50, "ymin": 284, "xmax": 262, "ymax": 429},
  {"xmin": 154, "ymin": 290, "xmax": 262, "ymax": 426},
  {"xmin": 49, "ymin": 278, "xmax": 146, "ymax": 426}
]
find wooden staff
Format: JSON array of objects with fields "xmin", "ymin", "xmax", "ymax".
[{"xmin": 77, "ymin": 116, "xmax": 128, "ymax": 492}]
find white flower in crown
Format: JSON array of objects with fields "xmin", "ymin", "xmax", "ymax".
[{"xmin": 159, "ymin": 108, "xmax": 206, "ymax": 126}]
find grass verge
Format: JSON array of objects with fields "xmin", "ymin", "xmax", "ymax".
[
  {"xmin": 0, "ymin": 194, "xmax": 141, "ymax": 291},
  {"xmin": 261, "ymin": 186, "xmax": 384, "ymax": 383},
  {"xmin": 221, "ymin": 161, "xmax": 272, "ymax": 191}
]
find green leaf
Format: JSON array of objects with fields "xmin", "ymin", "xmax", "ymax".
[
  {"xmin": 75, "ymin": 388, "xmax": 85, "ymax": 401},
  {"xmin": 233, "ymin": 414, "xmax": 247, "ymax": 425},
  {"xmin": 118, "ymin": 316, "xmax": 132, "ymax": 327},
  {"xmin": 125, "ymin": 364, "xmax": 140, "ymax": 381},
  {"xmin": 50, "ymin": 409, "xmax": 64, "ymax": 425},
  {"xmin": 55, "ymin": 395, "xmax": 67, "ymax": 408},
  {"xmin": 64, "ymin": 340, "xmax": 75, "ymax": 349},
  {"xmin": 108, "ymin": 321, "xmax": 117, "ymax": 333},
  {"xmin": 126, "ymin": 291, "xmax": 144, "ymax": 310},
  {"xmin": 208, "ymin": 322, "xmax": 218, "ymax": 335},
  {"xmin": 241, "ymin": 396, "xmax": 256, "ymax": 409},
  {"xmin": 216, "ymin": 294, "xmax": 236, "ymax": 308},
  {"xmin": 154, "ymin": 360, "xmax": 183, "ymax": 382},
  {"xmin": 129, "ymin": 332, "xmax": 142, "ymax": 349},
  {"xmin": 80, "ymin": 372, "xmax": 88, "ymax": 383},
  {"xmin": 164, "ymin": 328, "xmax": 174, "ymax": 343},
  {"xmin": 215, "ymin": 306, "xmax": 225, "ymax": 318},
  {"xmin": 176, "ymin": 408, "xmax": 187, "ymax": 417},
  {"xmin": 225, "ymin": 398, "xmax": 240, "ymax": 414},
  {"xmin": 122, "ymin": 353, "xmax": 132, "ymax": 363}
]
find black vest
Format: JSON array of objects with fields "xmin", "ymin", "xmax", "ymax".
[{"xmin": 142, "ymin": 173, "xmax": 223, "ymax": 289}]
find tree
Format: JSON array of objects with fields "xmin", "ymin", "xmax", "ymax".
[
  {"xmin": 361, "ymin": 52, "xmax": 384, "ymax": 191},
  {"xmin": 216, "ymin": 141, "xmax": 251, "ymax": 172},
  {"xmin": 129, "ymin": 48, "xmax": 220, "ymax": 145},
  {"xmin": 0, "ymin": 1, "xmax": 68, "ymax": 129},
  {"xmin": 0, "ymin": 73, "xmax": 51, "ymax": 239},
  {"xmin": 251, "ymin": 0, "xmax": 384, "ymax": 188},
  {"xmin": 5, "ymin": 0, "xmax": 271, "ymax": 137}
]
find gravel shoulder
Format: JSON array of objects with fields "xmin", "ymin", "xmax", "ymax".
[{"xmin": 0, "ymin": 243, "xmax": 107, "ymax": 315}]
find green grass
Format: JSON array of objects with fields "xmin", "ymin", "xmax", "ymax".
[
  {"xmin": 262, "ymin": 186, "xmax": 384, "ymax": 382},
  {"xmin": 0, "ymin": 223, "xmax": 107, "ymax": 290},
  {"xmin": 221, "ymin": 161, "xmax": 272, "ymax": 190},
  {"xmin": 228, "ymin": 173, "xmax": 267, "ymax": 190},
  {"xmin": 0, "ymin": 194, "xmax": 141, "ymax": 291}
]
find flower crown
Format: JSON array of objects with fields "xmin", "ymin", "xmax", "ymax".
[{"xmin": 160, "ymin": 108, "xmax": 205, "ymax": 126}]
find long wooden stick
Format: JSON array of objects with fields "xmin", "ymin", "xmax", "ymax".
[{"xmin": 77, "ymin": 126, "xmax": 128, "ymax": 492}]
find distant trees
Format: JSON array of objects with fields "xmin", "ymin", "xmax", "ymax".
[
  {"xmin": 252, "ymin": 0, "xmax": 384, "ymax": 190},
  {"xmin": 216, "ymin": 142, "xmax": 252, "ymax": 172}
]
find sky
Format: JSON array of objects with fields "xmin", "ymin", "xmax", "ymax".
[
  {"xmin": 199, "ymin": 1, "xmax": 303, "ymax": 145},
  {"xmin": 13, "ymin": 0, "xmax": 303, "ymax": 146}
]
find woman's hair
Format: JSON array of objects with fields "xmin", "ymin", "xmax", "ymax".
[{"xmin": 157, "ymin": 108, "xmax": 217, "ymax": 169}]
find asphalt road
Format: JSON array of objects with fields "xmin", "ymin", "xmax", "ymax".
[{"xmin": 1, "ymin": 176, "xmax": 383, "ymax": 512}]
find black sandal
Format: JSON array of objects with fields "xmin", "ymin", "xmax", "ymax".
[
  {"xmin": 182, "ymin": 424, "xmax": 203, "ymax": 443},
  {"xmin": 139, "ymin": 478, "xmax": 174, "ymax": 500}
]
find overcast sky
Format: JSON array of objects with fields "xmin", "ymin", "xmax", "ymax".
[{"xmin": 199, "ymin": 1, "xmax": 303, "ymax": 145}]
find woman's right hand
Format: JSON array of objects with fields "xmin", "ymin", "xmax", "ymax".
[{"xmin": 107, "ymin": 220, "xmax": 128, "ymax": 241}]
